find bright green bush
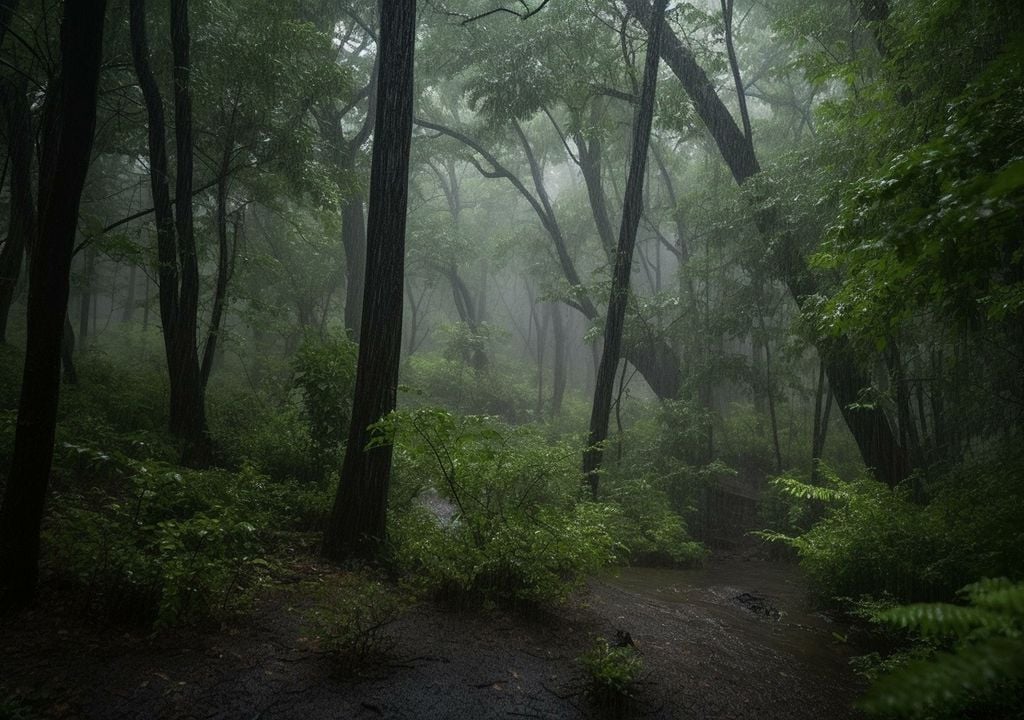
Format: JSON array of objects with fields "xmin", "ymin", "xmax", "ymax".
[
  {"xmin": 602, "ymin": 474, "xmax": 706, "ymax": 567},
  {"xmin": 385, "ymin": 409, "xmax": 618, "ymax": 606},
  {"xmin": 291, "ymin": 331, "xmax": 357, "ymax": 479}
]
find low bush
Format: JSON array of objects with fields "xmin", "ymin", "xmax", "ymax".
[
  {"xmin": 385, "ymin": 409, "xmax": 618, "ymax": 606},
  {"xmin": 579, "ymin": 635, "xmax": 644, "ymax": 710},
  {"xmin": 305, "ymin": 570, "xmax": 410, "ymax": 671},
  {"xmin": 41, "ymin": 453, "xmax": 311, "ymax": 627}
]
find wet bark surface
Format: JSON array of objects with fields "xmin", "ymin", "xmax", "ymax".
[{"xmin": 0, "ymin": 558, "xmax": 861, "ymax": 719}]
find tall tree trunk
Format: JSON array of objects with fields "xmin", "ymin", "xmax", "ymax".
[
  {"xmin": 61, "ymin": 315, "xmax": 77, "ymax": 385},
  {"xmin": 811, "ymin": 359, "xmax": 832, "ymax": 483},
  {"xmin": 582, "ymin": 0, "xmax": 665, "ymax": 497},
  {"xmin": 0, "ymin": 78, "xmax": 33, "ymax": 345},
  {"xmin": 0, "ymin": 0, "xmax": 105, "ymax": 610},
  {"xmin": 200, "ymin": 151, "xmax": 236, "ymax": 393},
  {"xmin": 323, "ymin": 0, "xmax": 417, "ymax": 562},
  {"xmin": 130, "ymin": 0, "xmax": 209, "ymax": 465},
  {"xmin": 78, "ymin": 247, "xmax": 95, "ymax": 344}
]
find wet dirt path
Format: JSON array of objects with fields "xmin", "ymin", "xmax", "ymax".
[{"xmin": 1, "ymin": 559, "xmax": 863, "ymax": 719}]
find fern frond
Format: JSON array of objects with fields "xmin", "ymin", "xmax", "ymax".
[
  {"xmin": 770, "ymin": 474, "xmax": 848, "ymax": 503},
  {"xmin": 963, "ymin": 579, "xmax": 1024, "ymax": 616},
  {"xmin": 876, "ymin": 602, "xmax": 1011, "ymax": 638},
  {"xmin": 860, "ymin": 637, "xmax": 1024, "ymax": 717}
]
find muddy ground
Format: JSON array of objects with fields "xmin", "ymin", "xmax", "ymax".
[{"xmin": 1, "ymin": 557, "xmax": 863, "ymax": 719}]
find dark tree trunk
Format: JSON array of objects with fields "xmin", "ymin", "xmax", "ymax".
[
  {"xmin": 0, "ymin": 79, "xmax": 32, "ymax": 346},
  {"xmin": 130, "ymin": 0, "xmax": 210, "ymax": 465},
  {"xmin": 61, "ymin": 315, "xmax": 77, "ymax": 385},
  {"xmin": 811, "ymin": 359, "xmax": 832, "ymax": 483},
  {"xmin": 0, "ymin": 79, "xmax": 33, "ymax": 345},
  {"xmin": 323, "ymin": 0, "xmax": 417, "ymax": 562},
  {"xmin": 0, "ymin": 0, "xmax": 105, "ymax": 610},
  {"xmin": 200, "ymin": 151, "xmax": 237, "ymax": 393},
  {"xmin": 78, "ymin": 248, "xmax": 95, "ymax": 344},
  {"xmin": 627, "ymin": 0, "xmax": 910, "ymax": 487},
  {"xmin": 582, "ymin": 0, "xmax": 665, "ymax": 497}
]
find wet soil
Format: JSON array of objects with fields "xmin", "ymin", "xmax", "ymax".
[{"xmin": 1, "ymin": 558, "xmax": 863, "ymax": 719}]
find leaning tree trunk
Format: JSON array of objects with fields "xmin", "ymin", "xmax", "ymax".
[
  {"xmin": 322, "ymin": 0, "xmax": 417, "ymax": 562},
  {"xmin": 0, "ymin": 0, "xmax": 106, "ymax": 610},
  {"xmin": 582, "ymin": 0, "xmax": 666, "ymax": 498},
  {"xmin": 626, "ymin": 0, "xmax": 909, "ymax": 487}
]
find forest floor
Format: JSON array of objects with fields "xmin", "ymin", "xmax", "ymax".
[{"xmin": 1, "ymin": 555, "xmax": 864, "ymax": 720}]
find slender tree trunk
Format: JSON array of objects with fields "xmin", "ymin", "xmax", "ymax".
[
  {"xmin": 583, "ymin": 0, "xmax": 666, "ymax": 497},
  {"xmin": 810, "ymin": 359, "xmax": 833, "ymax": 483},
  {"xmin": 0, "ymin": 0, "xmax": 105, "ymax": 610},
  {"xmin": 122, "ymin": 263, "xmax": 137, "ymax": 323},
  {"xmin": 0, "ymin": 79, "xmax": 33, "ymax": 345},
  {"xmin": 341, "ymin": 193, "xmax": 367, "ymax": 338},
  {"xmin": 550, "ymin": 302, "xmax": 566, "ymax": 417},
  {"xmin": 200, "ymin": 150, "xmax": 235, "ymax": 393},
  {"xmin": 323, "ymin": 0, "xmax": 417, "ymax": 562},
  {"xmin": 61, "ymin": 315, "xmax": 77, "ymax": 385},
  {"xmin": 78, "ymin": 247, "xmax": 95, "ymax": 345}
]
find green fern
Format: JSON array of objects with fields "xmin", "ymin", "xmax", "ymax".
[
  {"xmin": 861, "ymin": 579, "xmax": 1024, "ymax": 718},
  {"xmin": 769, "ymin": 472, "xmax": 849, "ymax": 503}
]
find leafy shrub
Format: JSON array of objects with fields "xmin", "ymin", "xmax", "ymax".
[
  {"xmin": 401, "ymin": 354, "xmax": 535, "ymax": 423},
  {"xmin": 43, "ymin": 456, "xmax": 284, "ymax": 627},
  {"xmin": 761, "ymin": 450, "xmax": 1024, "ymax": 604},
  {"xmin": 602, "ymin": 474, "xmax": 706, "ymax": 567},
  {"xmin": 578, "ymin": 636, "xmax": 644, "ymax": 707},
  {"xmin": 305, "ymin": 570, "xmax": 409, "ymax": 671},
  {"xmin": 860, "ymin": 579, "xmax": 1024, "ymax": 719},
  {"xmin": 292, "ymin": 331, "xmax": 357, "ymax": 479},
  {"xmin": 385, "ymin": 409, "xmax": 618, "ymax": 606}
]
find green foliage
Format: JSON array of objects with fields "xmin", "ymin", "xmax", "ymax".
[
  {"xmin": 292, "ymin": 332, "xmax": 357, "ymax": 478},
  {"xmin": 385, "ymin": 409, "xmax": 618, "ymax": 606},
  {"xmin": 402, "ymin": 353, "xmax": 535, "ymax": 423},
  {"xmin": 762, "ymin": 451, "xmax": 1024, "ymax": 604},
  {"xmin": 42, "ymin": 454, "xmax": 301, "ymax": 627},
  {"xmin": 860, "ymin": 579, "xmax": 1024, "ymax": 719},
  {"xmin": 578, "ymin": 637, "xmax": 644, "ymax": 703},
  {"xmin": 305, "ymin": 570, "xmax": 409, "ymax": 671},
  {"xmin": 602, "ymin": 474, "xmax": 706, "ymax": 567}
]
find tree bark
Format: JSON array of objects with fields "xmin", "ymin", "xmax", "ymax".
[
  {"xmin": 129, "ymin": 0, "xmax": 210, "ymax": 465},
  {"xmin": 0, "ymin": 0, "xmax": 106, "ymax": 610},
  {"xmin": 323, "ymin": 0, "xmax": 417, "ymax": 562},
  {"xmin": 582, "ymin": 0, "xmax": 665, "ymax": 497},
  {"xmin": 0, "ymin": 79, "xmax": 33, "ymax": 345}
]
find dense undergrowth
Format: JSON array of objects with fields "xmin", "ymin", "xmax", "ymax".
[
  {"xmin": 0, "ymin": 329, "xmax": 704, "ymax": 631},
  {"xmin": 761, "ymin": 455, "xmax": 1024, "ymax": 718}
]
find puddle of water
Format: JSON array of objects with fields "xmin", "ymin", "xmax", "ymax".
[{"xmin": 602, "ymin": 560, "xmax": 857, "ymax": 675}]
